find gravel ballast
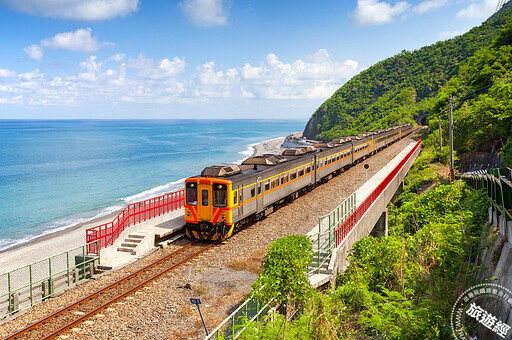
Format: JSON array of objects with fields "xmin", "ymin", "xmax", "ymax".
[{"xmin": 0, "ymin": 136, "xmax": 418, "ymax": 340}]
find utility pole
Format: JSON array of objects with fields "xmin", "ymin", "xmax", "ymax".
[
  {"xmin": 449, "ymin": 95, "xmax": 454, "ymax": 182},
  {"xmin": 438, "ymin": 115, "xmax": 442, "ymax": 154}
]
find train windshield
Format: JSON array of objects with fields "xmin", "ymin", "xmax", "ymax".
[
  {"xmin": 213, "ymin": 184, "xmax": 227, "ymax": 207},
  {"xmin": 186, "ymin": 182, "xmax": 197, "ymax": 206}
]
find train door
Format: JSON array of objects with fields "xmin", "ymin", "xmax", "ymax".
[
  {"xmin": 351, "ymin": 141, "xmax": 354, "ymax": 164},
  {"xmin": 313, "ymin": 156, "xmax": 317, "ymax": 184},
  {"xmin": 237, "ymin": 184, "xmax": 243, "ymax": 217},
  {"xmin": 256, "ymin": 176, "xmax": 263, "ymax": 213},
  {"xmin": 198, "ymin": 183, "xmax": 212, "ymax": 221}
]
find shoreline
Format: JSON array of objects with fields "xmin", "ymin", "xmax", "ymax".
[
  {"xmin": 0, "ymin": 135, "xmax": 288, "ymax": 274},
  {"xmin": 250, "ymin": 136, "xmax": 287, "ymax": 157},
  {"xmin": 0, "ymin": 209, "xmax": 122, "ymax": 256}
]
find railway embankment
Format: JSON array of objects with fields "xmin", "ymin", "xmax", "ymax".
[
  {"xmin": 231, "ymin": 137, "xmax": 502, "ymax": 338},
  {"xmin": 0, "ymin": 136, "xmax": 417, "ymax": 339}
]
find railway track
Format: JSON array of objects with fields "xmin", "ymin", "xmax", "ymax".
[{"xmin": 2, "ymin": 240, "xmax": 217, "ymax": 340}]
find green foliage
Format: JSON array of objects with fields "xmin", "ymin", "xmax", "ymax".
[
  {"xmin": 233, "ymin": 155, "xmax": 489, "ymax": 339},
  {"xmin": 334, "ymin": 180, "xmax": 488, "ymax": 339},
  {"xmin": 427, "ymin": 15, "xmax": 512, "ymax": 155},
  {"xmin": 304, "ymin": 2, "xmax": 512, "ymax": 141},
  {"xmin": 251, "ymin": 235, "xmax": 313, "ymax": 313}
]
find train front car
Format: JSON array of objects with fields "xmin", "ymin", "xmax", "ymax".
[{"xmin": 184, "ymin": 176, "xmax": 235, "ymax": 241}]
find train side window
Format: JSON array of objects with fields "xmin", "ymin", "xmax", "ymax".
[
  {"xmin": 291, "ymin": 172, "xmax": 297, "ymax": 180},
  {"xmin": 186, "ymin": 182, "xmax": 197, "ymax": 206},
  {"xmin": 280, "ymin": 176, "xmax": 284, "ymax": 185},
  {"xmin": 201, "ymin": 189, "xmax": 209, "ymax": 206},
  {"xmin": 251, "ymin": 187, "xmax": 255, "ymax": 197},
  {"xmin": 265, "ymin": 182, "xmax": 270, "ymax": 191},
  {"xmin": 298, "ymin": 169, "xmax": 304, "ymax": 177},
  {"xmin": 306, "ymin": 166, "xmax": 310, "ymax": 174},
  {"xmin": 213, "ymin": 184, "xmax": 227, "ymax": 207},
  {"xmin": 257, "ymin": 184, "xmax": 261, "ymax": 195},
  {"xmin": 271, "ymin": 178, "xmax": 279, "ymax": 189},
  {"xmin": 233, "ymin": 191, "xmax": 238, "ymax": 205}
]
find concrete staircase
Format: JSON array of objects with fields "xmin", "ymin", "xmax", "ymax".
[
  {"xmin": 309, "ymin": 251, "xmax": 332, "ymax": 275},
  {"xmin": 117, "ymin": 234, "xmax": 145, "ymax": 255}
]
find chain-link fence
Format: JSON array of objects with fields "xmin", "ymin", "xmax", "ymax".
[
  {"xmin": 308, "ymin": 192, "xmax": 356, "ymax": 274},
  {"xmin": 0, "ymin": 241, "xmax": 99, "ymax": 318}
]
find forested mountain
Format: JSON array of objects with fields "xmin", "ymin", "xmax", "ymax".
[
  {"xmin": 303, "ymin": 2, "xmax": 512, "ymax": 141},
  {"xmin": 430, "ymin": 19, "xmax": 512, "ymax": 164}
]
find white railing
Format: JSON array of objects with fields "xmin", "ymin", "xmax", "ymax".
[{"xmin": 308, "ymin": 192, "xmax": 356, "ymax": 274}]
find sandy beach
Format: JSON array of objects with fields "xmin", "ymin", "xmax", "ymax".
[
  {"xmin": 251, "ymin": 136, "xmax": 288, "ymax": 157},
  {"xmin": 0, "ymin": 136, "xmax": 288, "ymax": 275},
  {"xmin": 0, "ymin": 211, "xmax": 120, "ymax": 274}
]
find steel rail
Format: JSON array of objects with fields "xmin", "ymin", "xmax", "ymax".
[{"xmin": 3, "ymin": 240, "xmax": 216, "ymax": 340}]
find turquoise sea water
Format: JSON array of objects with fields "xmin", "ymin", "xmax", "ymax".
[{"xmin": 0, "ymin": 119, "xmax": 305, "ymax": 251}]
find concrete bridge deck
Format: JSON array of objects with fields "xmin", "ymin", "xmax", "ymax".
[{"xmin": 309, "ymin": 140, "xmax": 422, "ymax": 287}]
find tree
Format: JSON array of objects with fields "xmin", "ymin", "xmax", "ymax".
[{"xmin": 252, "ymin": 235, "xmax": 313, "ymax": 318}]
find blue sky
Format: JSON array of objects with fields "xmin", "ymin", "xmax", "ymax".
[{"xmin": 0, "ymin": 0, "xmax": 505, "ymax": 119}]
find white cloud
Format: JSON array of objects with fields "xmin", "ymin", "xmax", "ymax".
[
  {"xmin": 0, "ymin": 49, "xmax": 361, "ymax": 107},
  {"xmin": 129, "ymin": 54, "xmax": 186, "ymax": 79},
  {"xmin": 0, "ymin": 68, "xmax": 16, "ymax": 77},
  {"xmin": 457, "ymin": 0, "xmax": 501, "ymax": 19},
  {"xmin": 414, "ymin": 0, "xmax": 447, "ymax": 14},
  {"xmin": 24, "ymin": 44, "xmax": 43, "ymax": 60},
  {"xmin": 188, "ymin": 61, "xmax": 239, "ymax": 97},
  {"xmin": 237, "ymin": 49, "xmax": 361, "ymax": 99},
  {"xmin": 353, "ymin": 0, "xmax": 409, "ymax": 26},
  {"xmin": 178, "ymin": 0, "xmax": 229, "ymax": 26},
  {"xmin": 18, "ymin": 69, "xmax": 44, "ymax": 81},
  {"xmin": 41, "ymin": 28, "xmax": 113, "ymax": 53},
  {"xmin": 438, "ymin": 30, "xmax": 464, "ymax": 40},
  {"xmin": 0, "ymin": 0, "xmax": 139, "ymax": 20},
  {"xmin": 108, "ymin": 53, "xmax": 126, "ymax": 62},
  {"xmin": 77, "ymin": 56, "xmax": 103, "ymax": 81}
]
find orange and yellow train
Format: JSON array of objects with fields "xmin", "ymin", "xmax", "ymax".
[{"xmin": 184, "ymin": 124, "xmax": 413, "ymax": 240}]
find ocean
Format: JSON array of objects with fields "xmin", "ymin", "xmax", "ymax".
[{"xmin": 0, "ymin": 119, "xmax": 306, "ymax": 251}]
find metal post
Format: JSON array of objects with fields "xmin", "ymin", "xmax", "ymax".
[
  {"xmin": 97, "ymin": 240, "xmax": 101, "ymax": 264},
  {"xmin": 67, "ymin": 251, "xmax": 70, "ymax": 286},
  {"xmin": 317, "ymin": 228, "xmax": 320, "ymax": 270},
  {"xmin": 190, "ymin": 298, "xmax": 209, "ymax": 336},
  {"xmin": 197, "ymin": 304, "xmax": 209, "ymax": 336},
  {"xmin": 49, "ymin": 258, "xmax": 52, "ymax": 296},
  {"xmin": 7, "ymin": 272, "xmax": 10, "ymax": 312},
  {"xmin": 438, "ymin": 115, "xmax": 442, "ymax": 154},
  {"xmin": 82, "ymin": 245, "xmax": 86, "ymax": 280},
  {"xmin": 232, "ymin": 314, "xmax": 235, "ymax": 337},
  {"xmin": 449, "ymin": 95, "xmax": 454, "ymax": 170},
  {"xmin": 29, "ymin": 264, "xmax": 33, "ymax": 305},
  {"xmin": 328, "ymin": 214, "xmax": 331, "ymax": 248}
]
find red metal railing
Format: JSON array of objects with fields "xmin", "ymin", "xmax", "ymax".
[
  {"xmin": 335, "ymin": 140, "xmax": 422, "ymax": 247},
  {"xmin": 86, "ymin": 189, "xmax": 185, "ymax": 255}
]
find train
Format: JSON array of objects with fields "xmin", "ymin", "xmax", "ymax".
[{"xmin": 184, "ymin": 124, "xmax": 414, "ymax": 240}]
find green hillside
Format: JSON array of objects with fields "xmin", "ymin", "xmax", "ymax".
[
  {"xmin": 303, "ymin": 2, "xmax": 512, "ymax": 141},
  {"xmin": 429, "ymin": 19, "xmax": 512, "ymax": 164}
]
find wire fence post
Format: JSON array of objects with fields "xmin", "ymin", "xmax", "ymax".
[
  {"xmin": 29, "ymin": 264, "xmax": 33, "ymax": 305},
  {"xmin": 49, "ymin": 257, "xmax": 52, "ymax": 297},
  {"xmin": 97, "ymin": 240, "xmax": 101, "ymax": 264},
  {"xmin": 7, "ymin": 272, "xmax": 11, "ymax": 315},
  {"xmin": 82, "ymin": 246, "xmax": 86, "ymax": 281},
  {"xmin": 66, "ymin": 251, "xmax": 70, "ymax": 286}
]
